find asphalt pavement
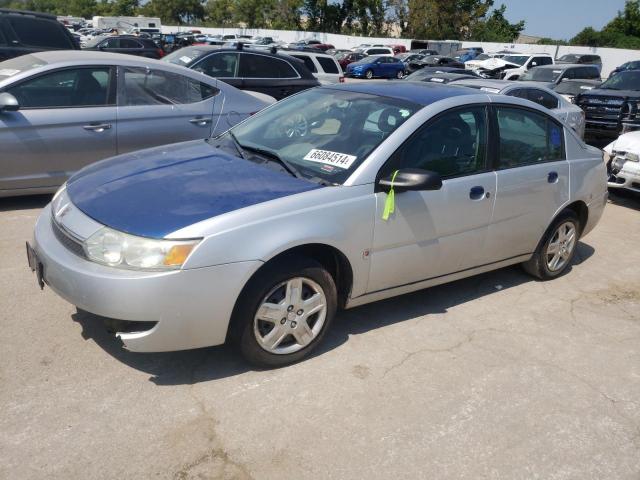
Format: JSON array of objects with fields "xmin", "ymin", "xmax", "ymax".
[{"xmin": 1, "ymin": 192, "xmax": 639, "ymax": 480}]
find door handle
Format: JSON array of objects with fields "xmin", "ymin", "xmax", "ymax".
[
  {"xmin": 548, "ymin": 171, "xmax": 559, "ymax": 183},
  {"xmin": 189, "ymin": 117, "xmax": 212, "ymax": 126},
  {"xmin": 83, "ymin": 123, "xmax": 111, "ymax": 132},
  {"xmin": 469, "ymin": 186, "xmax": 488, "ymax": 200}
]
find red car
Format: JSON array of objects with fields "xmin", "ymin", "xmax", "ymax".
[
  {"xmin": 313, "ymin": 43, "xmax": 335, "ymax": 52},
  {"xmin": 388, "ymin": 44, "xmax": 407, "ymax": 54},
  {"xmin": 338, "ymin": 52, "xmax": 367, "ymax": 69}
]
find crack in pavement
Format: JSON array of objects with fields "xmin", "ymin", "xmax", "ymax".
[{"xmin": 173, "ymin": 356, "xmax": 254, "ymax": 480}]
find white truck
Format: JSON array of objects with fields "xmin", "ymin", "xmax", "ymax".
[{"xmin": 92, "ymin": 16, "xmax": 161, "ymax": 34}]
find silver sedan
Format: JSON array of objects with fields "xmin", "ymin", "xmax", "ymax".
[
  {"xmin": 0, "ymin": 51, "xmax": 270, "ymax": 197},
  {"xmin": 450, "ymin": 78, "xmax": 586, "ymax": 138},
  {"xmin": 29, "ymin": 82, "xmax": 607, "ymax": 367}
]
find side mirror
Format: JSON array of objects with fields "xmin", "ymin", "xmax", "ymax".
[
  {"xmin": 0, "ymin": 92, "xmax": 19, "ymax": 112},
  {"xmin": 378, "ymin": 168, "xmax": 442, "ymax": 192},
  {"xmin": 530, "ymin": 62, "xmax": 537, "ymax": 67}
]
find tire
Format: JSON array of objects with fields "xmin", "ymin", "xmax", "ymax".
[
  {"xmin": 365, "ymin": 69, "xmax": 374, "ymax": 79},
  {"xmin": 522, "ymin": 210, "xmax": 580, "ymax": 280},
  {"xmin": 231, "ymin": 255, "xmax": 337, "ymax": 368},
  {"xmin": 396, "ymin": 69, "xmax": 404, "ymax": 79}
]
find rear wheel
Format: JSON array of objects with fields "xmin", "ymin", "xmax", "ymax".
[
  {"xmin": 365, "ymin": 69, "xmax": 374, "ymax": 79},
  {"xmin": 522, "ymin": 211, "xmax": 580, "ymax": 280},
  {"xmin": 232, "ymin": 256, "xmax": 337, "ymax": 367}
]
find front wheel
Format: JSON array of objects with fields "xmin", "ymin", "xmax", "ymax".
[
  {"xmin": 522, "ymin": 211, "xmax": 580, "ymax": 280},
  {"xmin": 233, "ymin": 256, "xmax": 337, "ymax": 367},
  {"xmin": 365, "ymin": 69, "xmax": 374, "ymax": 79}
]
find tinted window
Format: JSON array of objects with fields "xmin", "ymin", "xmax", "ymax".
[
  {"xmin": 526, "ymin": 89, "xmax": 559, "ymax": 109},
  {"xmin": 194, "ymin": 52, "xmax": 238, "ymax": 77},
  {"xmin": 239, "ymin": 54, "xmax": 297, "ymax": 78},
  {"xmin": 317, "ymin": 56, "xmax": 339, "ymax": 73},
  {"xmin": 8, "ymin": 68, "xmax": 111, "ymax": 108},
  {"xmin": 120, "ymin": 38, "xmax": 142, "ymax": 49},
  {"xmin": 101, "ymin": 37, "xmax": 120, "ymax": 48},
  {"xmin": 496, "ymin": 107, "xmax": 564, "ymax": 168},
  {"xmin": 533, "ymin": 56, "xmax": 553, "ymax": 66},
  {"xmin": 0, "ymin": 28, "xmax": 5, "ymax": 45},
  {"xmin": 384, "ymin": 106, "xmax": 488, "ymax": 178},
  {"xmin": 7, "ymin": 17, "xmax": 73, "ymax": 49},
  {"xmin": 292, "ymin": 55, "xmax": 316, "ymax": 73},
  {"xmin": 579, "ymin": 67, "xmax": 599, "ymax": 79},
  {"xmin": 121, "ymin": 67, "xmax": 217, "ymax": 106},
  {"xmin": 368, "ymin": 49, "xmax": 389, "ymax": 55}
]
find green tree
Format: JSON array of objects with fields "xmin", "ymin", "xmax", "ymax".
[
  {"xmin": 407, "ymin": 0, "xmax": 494, "ymax": 40},
  {"xmin": 205, "ymin": 0, "xmax": 235, "ymax": 26},
  {"xmin": 470, "ymin": 4, "xmax": 524, "ymax": 42},
  {"xmin": 143, "ymin": 0, "xmax": 205, "ymax": 24}
]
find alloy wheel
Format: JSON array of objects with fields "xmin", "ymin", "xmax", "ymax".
[{"xmin": 546, "ymin": 221, "xmax": 577, "ymax": 272}]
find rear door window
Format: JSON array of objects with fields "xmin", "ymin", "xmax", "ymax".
[
  {"xmin": 496, "ymin": 107, "xmax": 565, "ymax": 168},
  {"xmin": 317, "ymin": 57, "xmax": 339, "ymax": 73},
  {"xmin": 120, "ymin": 38, "xmax": 142, "ymax": 49},
  {"xmin": 8, "ymin": 67, "xmax": 112, "ymax": 108},
  {"xmin": 527, "ymin": 89, "xmax": 559, "ymax": 109},
  {"xmin": 239, "ymin": 53, "xmax": 297, "ymax": 78},
  {"xmin": 6, "ymin": 17, "xmax": 73, "ymax": 49},
  {"xmin": 194, "ymin": 52, "xmax": 238, "ymax": 78},
  {"xmin": 291, "ymin": 55, "xmax": 317, "ymax": 73},
  {"xmin": 101, "ymin": 37, "xmax": 120, "ymax": 48},
  {"xmin": 121, "ymin": 67, "xmax": 218, "ymax": 106}
]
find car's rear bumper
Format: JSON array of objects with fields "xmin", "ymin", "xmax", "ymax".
[{"xmin": 33, "ymin": 204, "xmax": 261, "ymax": 352}]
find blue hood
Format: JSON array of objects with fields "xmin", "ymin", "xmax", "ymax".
[{"xmin": 66, "ymin": 140, "xmax": 320, "ymax": 238}]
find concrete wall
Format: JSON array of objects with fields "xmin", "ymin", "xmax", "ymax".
[{"xmin": 164, "ymin": 25, "xmax": 640, "ymax": 78}]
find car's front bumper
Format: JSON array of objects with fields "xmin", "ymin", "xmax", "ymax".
[
  {"xmin": 608, "ymin": 158, "xmax": 640, "ymax": 193},
  {"xmin": 32, "ymin": 204, "xmax": 261, "ymax": 352}
]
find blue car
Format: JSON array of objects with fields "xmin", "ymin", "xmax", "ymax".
[{"xmin": 345, "ymin": 55, "xmax": 405, "ymax": 79}]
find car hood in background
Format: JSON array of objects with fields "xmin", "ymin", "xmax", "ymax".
[
  {"xmin": 66, "ymin": 141, "xmax": 320, "ymax": 238},
  {"xmin": 603, "ymin": 130, "xmax": 640, "ymax": 155},
  {"xmin": 475, "ymin": 58, "xmax": 520, "ymax": 70}
]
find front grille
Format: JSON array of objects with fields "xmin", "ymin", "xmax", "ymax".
[
  {"xmin": 52, "ymin": 219, "xmax": 86, "ymax": 258},
  {"xmin": 578, "ymin": 96, "xmax": 625, "ymax": 124}
]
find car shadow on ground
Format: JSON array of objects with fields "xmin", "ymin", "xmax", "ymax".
[
  {"xmin": 0, "ymin": 194, "xmax": 51, "ymax": 212},
  {"xmin": 608, "ymin": 190, "xmax": 640, "ymax": 211},
  {"xmin": 71, "ymin": 242, "xmax": 595, "ymax": 386}
]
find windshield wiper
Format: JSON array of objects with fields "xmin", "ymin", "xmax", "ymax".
[
  {"xmin": 227, "ymin": 131, "xmax": 246, "ymax": 159},
  {"xmin": 238, "ymin": 144, "xmax": 305, "ymax": 180}
]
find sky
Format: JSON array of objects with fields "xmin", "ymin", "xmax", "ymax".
[{"xmin": 498, "ymin": 0, "xmax": 628, "ymax": 39}]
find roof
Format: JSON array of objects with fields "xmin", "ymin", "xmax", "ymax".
[
  {"xmin": 0, "ymin": 8, "xmax": 56, "ymax": 19},
  {"xmin": 25, "ymin": 50, "xmax": 164, "ymax": 66},
  {"xmin": 531, "ymin": 63, "xmax": 592, "ymax": 70},
  {"xmin": 326, "ymin": 81, "xmax": 478, "ymax": 106}
]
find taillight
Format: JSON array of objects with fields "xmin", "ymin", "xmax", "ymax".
[
  {"xmin": 156, "ymin": 48, "xmax": 165, "ymax": 58},
  {"xmin": 339, "ymin": 76, "xmax": 345, "ymax": 83}
]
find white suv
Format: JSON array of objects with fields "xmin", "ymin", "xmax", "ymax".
[
  {"xmin": 501, "ymin": 53, "xmax": 554, "ymax": 80},
  {"xmin": 288, "ymin": 51, "xmax": 344, "ymax": 84},
  {"xmin": 360, "ymin": 47, "xmax": 394, "ymax": 57}
]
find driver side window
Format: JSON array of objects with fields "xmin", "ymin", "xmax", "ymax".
[{"xmin": 382, "ymin": 106, "xmax": 488, "ymax": 178}]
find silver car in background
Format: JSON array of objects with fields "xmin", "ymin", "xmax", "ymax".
[
  {"xmin": 451, "ymin": 78, "xmax": 586, "ymax": 138},
  {"xmin": 0, "ymin": 51, "xmax": 270, "ymax": 197},
  {"xmin": 30, "ymin": 82, "xmax": 607, "ymax": 367}
]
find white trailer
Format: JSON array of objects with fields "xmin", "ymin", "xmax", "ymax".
[{"xmin": 92, "ymin": 16, "xmax": 162, "ymax": 33}]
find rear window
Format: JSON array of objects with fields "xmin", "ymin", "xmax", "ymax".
[
  {"xmin": 239, "ymin": 53, "xmax": 297, "ymax": 79},
  {"xmin": 291, "ymin": 55, "xmax": 317, "ymax": 73},
  {"xmin": 317, "ymin": 56, "xmax": 339, "ymax": 74},
  {"xmin": 368, "ymin": 49, "xmax": 390, "ymax": 55},
  {"xmin": 7, "ymin": 17, "xmax": 73, "ymax": 49}
]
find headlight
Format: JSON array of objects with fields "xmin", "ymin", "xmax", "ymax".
[
  {"xmin": 626, "ymin": 152, "xmax": 640, "ymax": 162},
  {"xmin": 84, "ymin": 227, "xmax": 201, "ymax": 270}
]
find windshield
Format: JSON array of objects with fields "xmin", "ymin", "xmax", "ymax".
[
  {"xmin": 600, "ymin": 71, "xmax": 640, "ymax": 91},
  {"xmin": 226, "ymin": 88, "xmax": 420, "ymax": 184},
  {"xmin": 554, "ymin": 81, "xmax": 597, "ymax": 95},
  {"xmin": 163, "ymin": 47, "xmax": 207, "ymax": 66},
  {"xmin": 521, "ymin": 68, "xmax": 562, "ymax": 82},
  {"xmin": 84, "ymin": 35, "xmax": 109, "ymax": 48},
  {"xmin": 558, "ymin": 54, "xmax": 579, "ymax": 62},
  {"xmin": 474, "ymin": 54, "xmax": 490, "ymax": 61},
  {"xmin": 502, "ymin": 55, "xmax": 529, "ymax": 66},
  {"xmin": 0, "ymin": 54, "xmax": 48, "ymax": 80}
]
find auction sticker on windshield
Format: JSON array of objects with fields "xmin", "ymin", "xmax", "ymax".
[{"xmin": 303, "ymin": 149, "xmax": 357, "ymax": 169}]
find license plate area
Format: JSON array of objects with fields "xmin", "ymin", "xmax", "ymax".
[{"xmin": 26, "ymin": 242, "xmax": 45, "ymax": 290}]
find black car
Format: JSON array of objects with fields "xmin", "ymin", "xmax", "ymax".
[
  {"xmin": 610, "ymin": 60, "xmax": 640, "ymax": 76},
  {"xmin": 163, "ymin": 45, "xmax": 320, "ymax": 100},
  {"xmin": 576, "ymin": 70, "xmax": 640, "ymax": 139},
  {"xmin": 83, "ymin": 35, "xmax": 165, "ymax": 59},
  {"xmin": 404, "ymin": 71, "xmax": 478, "ymax": 84},
  {"xmin": 552, "ymin": 79, "xmax": 602, "ymax": 103},
  {"xmin": 404, "ymin": 66, "xmax": 480, "ymax": 80},
  {"xmin": 556, "ymin": 54, "xmax": 602, "ymax": 70},
  {"xmin": 0, "ymin": 9, "xmax": 79, "ymax": 62},
  {"xmin": 406, "ymin": 55, "xmax": 464, "ymax": 74}
]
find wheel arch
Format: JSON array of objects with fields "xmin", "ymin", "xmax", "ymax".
[{"xmin": 562, "ymin": 200, "xmax": 589, "ymax": 235}]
